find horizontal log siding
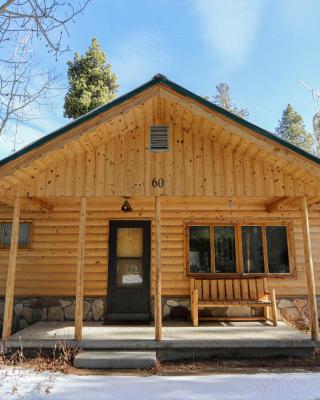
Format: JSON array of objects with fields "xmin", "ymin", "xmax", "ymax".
[{"xmin": 0, "ymin": 199, "xmax": 319, "ymax": 297}]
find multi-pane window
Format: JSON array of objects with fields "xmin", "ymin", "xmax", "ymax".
[
  {"xmin": 266, "ymin": 226, "xmax": 290, "ymax": 274},
  {"xmin": 241, "ymin": 226, "xmax": 264, "ymax": 274},
  {"xmin": 189, "ymin": 226, "xmax": 211, "ymax": 273},
  {"xmin": 188, "ymin": 223, "xmax": 291, "ymax": 276},
  {"xmin": 214, "ymin": 226, "xmax": 236, "ymax": 273},
  {"xmin": 0, "ymin": 222, "xmax": 31, "ymax": 249}
]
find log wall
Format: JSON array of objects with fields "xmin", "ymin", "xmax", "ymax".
[{"xmin": 0, "ymin": 198, "xmax": 319, "ymax": 298}]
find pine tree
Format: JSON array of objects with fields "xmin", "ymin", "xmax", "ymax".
[
  {"xmin": 64, "ymin": 38, "xmax": 119, "ymax": 119},
  {"xmin": 211, "ymin": 82, "xmax": 249, "ymax": 119},
  {"xmin": 275, "ymin": 104, "xmax": 313, "ymax": 153}
]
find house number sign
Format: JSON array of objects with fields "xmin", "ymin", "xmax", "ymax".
[{"xmin": 152, "ymin": 178, "xmax": 164, "ymax": 188}]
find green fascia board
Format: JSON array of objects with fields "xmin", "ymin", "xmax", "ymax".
[{"xmin": 1, "ymin": 73, "xmax": 319, "ymax": 168}]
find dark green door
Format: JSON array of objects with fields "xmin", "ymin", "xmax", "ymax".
[{"xmin": 106, "ymin": 220, "xmax": 151, "ymax": 322}]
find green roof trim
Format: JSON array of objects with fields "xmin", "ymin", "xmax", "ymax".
[{"xmin": 1, "ymin": 73, "xmax": 319, "ymax": 167}]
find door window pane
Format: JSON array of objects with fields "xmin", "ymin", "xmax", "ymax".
[
  {"xmin": 189, "ymin": 226, "xmax": 211, "ymax": 273},
  {"xmin": 117, "ymin": 228, "xmax": 143, "ymax": 257},
  {"xmin": 214, "ymin": 226, "xmax": 236, "ymax": 273},
  {"xmin": 116, "ymin": 258, "xmax": 143, "ymax": 287},
  {"xmin": 266, "ymin": 226, "xmax": 289, "ymax": 273},
  {"xmin": 242, "ymin": 226, "xmax": 264, "ymax": 273}
]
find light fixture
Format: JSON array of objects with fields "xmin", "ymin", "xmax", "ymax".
[
  {"xmin": 228, "ymin": 197, "xmax": 233, "ymax": 209},
  {"xmin": 121, "ymin": 196, "xmax": 132, "ymax": 212}
]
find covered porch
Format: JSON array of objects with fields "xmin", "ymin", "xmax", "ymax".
[
  {"xmin": 2, "ymin": 196, "xmax": 319, "ymax": 342},
  {"xmin": 3, "ymin": 320, "xmax": 315, "ymax": 359}
]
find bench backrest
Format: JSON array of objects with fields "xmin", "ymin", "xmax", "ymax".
[{"xmin": 190, "ymin": 278, "xmax": 268, "ymax": 301}]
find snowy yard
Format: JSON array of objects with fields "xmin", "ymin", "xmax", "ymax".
[{"xmin": 1, "ymin": 368, "xmax": 320, "ymax": 400}]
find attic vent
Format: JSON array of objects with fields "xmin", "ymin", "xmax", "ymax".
[{"xmin": 149, "ymin": 125, "xmax": 169, "ymax": 152}]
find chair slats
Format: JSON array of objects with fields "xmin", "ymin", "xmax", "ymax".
[
  {"xmin": 233, "ymin": 279, "xmax": 241, "ymax": 299},
  {"xmin": 256, "ymin": 279, "xmax": 265, "ymax": 300},
  {"xmin": 218, "ymin": 280, "xmax": 226, "ymax": 300},
  {"xmin": 210, "ymin": 280, "xmax": 218, "ymax": 299},
  {"xmin": 226, "ymin": 280, "xmax": 234, "ymax": 299},
  {"xmin": 249, "ymin": 279, "xmax": 257, "ymax": 299},
  {"xmin": 202, "ymin": 280, "xmax": 210, "ymax": 300},
  {"xmin": 241, "ymin": 279, "xmax": 249, "ymax": 299}
]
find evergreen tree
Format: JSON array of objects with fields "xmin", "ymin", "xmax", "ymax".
[
  {"xmin": 211, "ymin": 82, "xmax": 249, "ymax": 119},
  {"xmin": 275, "ymin": 104, "xmax": 313, "ymax": 152},
  {"xmin": 64, "ymin": 38, "xmax": 119, "ymax": 119}
]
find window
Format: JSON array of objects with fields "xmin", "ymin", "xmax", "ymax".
[
  {"xmin": 0, "ymin": 222, "xmax": 31, "ymax": 249},
  {"xmin": 242, "ymin": 226, "xmax": 264, "ymax": 274},
  {"xmin": 266, "ymin": 226, "xmax": 290, "ymax": 274},
  {"xmin": 214, "ymin": 226, "xmax": 236, "ymax": 273},
  {"xmin": 187, "ymin": 223, "xmax": 291, "ymax": 276},
  {"xmin": 189, "ymin": 226, "xmax": 211, "ymax": 273},
  {"xmin": 116, "ymin": 227, "xmax": 144, "ymax": 287},
  {"xmin": 149, "ymin": 125, "xmax": 169, "ymax": 151}
]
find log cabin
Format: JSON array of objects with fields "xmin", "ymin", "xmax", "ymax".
[{"xmin": 0, "ymin": 74, "xmax": 319, "ymax": 343}]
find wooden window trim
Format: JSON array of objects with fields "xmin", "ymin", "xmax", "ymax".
[
  {"xmin": 185, "ymin": 220, "xmax": 296, "ymax": 278},
  {"xmin": 0, "ymin": 221, "xmax": 33, "ymax": 250}
]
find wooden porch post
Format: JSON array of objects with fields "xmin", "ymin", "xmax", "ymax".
[
  {"xmin": 75, "ymin": 197, "xmax": 87, "ymax": 341},
  {"xmin": 155, "ymin": 196, "xmax": 162, "ymax": 341},
  {"xmin": 300, "ymin": 196, "xmax": 319, "ymax": 341},
  {"xmin": 2, "ymin": 197, "xmax": 21, "ymax": 340}
]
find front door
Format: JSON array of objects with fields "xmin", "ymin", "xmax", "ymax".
[{"xmin": 106, "ymin": 220, "xmax": 151, "ymax": 322}]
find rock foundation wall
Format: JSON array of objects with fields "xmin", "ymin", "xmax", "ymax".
[
  {"xmin": 0, "ymin": 296, "xmax": 315, "ymax": 334},
  {"xmin": 161, "ymin": 296, "xmax": 313, "ymax": 330},
  {"xmin": 0, "ymin": 297, "xmax": 106, "ymax": 334}
]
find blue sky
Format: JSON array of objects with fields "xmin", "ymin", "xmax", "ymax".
[{"xmin": 1, "ymin": 0, "xmax": 320, "ymax": 158}]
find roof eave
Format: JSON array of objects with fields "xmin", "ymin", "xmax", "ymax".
[{"xmin": 0, "ymin": 73, "xmax": 319, "ymax": 168}]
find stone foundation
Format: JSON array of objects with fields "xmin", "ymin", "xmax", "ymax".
[
  {"xmin": 161, "ymin": 296, "xmax": 314, "ymax": 330},
  {"xmin": 0, "ymin": 296, "xmax": 316, "ymax": 334},
  {"xmin": 277, "ymin": 298, "xmax": 310, "ymax": 330},
  {"xmin": 0, "ymin": 297, "xmax": 106, "ymax": 334},
  {"xmin": 160, "ymin": 297, "xmax": 263, "ymax": 320}
]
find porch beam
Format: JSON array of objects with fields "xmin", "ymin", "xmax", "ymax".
[
  {"xmin": 265, "ymin": 196, "xmax": 290, "ymax": 213},
  {"xmin": 26, "ymin": 197, "xmax": 54, "ymax": 212},
  {"xmin": 300, "ymin": 196, "xmax": 319, "ymax": 341},
  {"xmin": 0, "ymin": 197, "xmax": 15, "ymax": 208},
  {"xmin": 0, "ymin": 196, "xmax": 53, "ymax": 211},
  {"xmin": 2, "ymin": 197, "xmax": 21, "ymax": 340},
  {"xmin": 155, "ymin": 196, "xmax": 162, "ymax": 341},
  {"xmin": 75, "ymin": 197, "xmax": 87, "ymax": 341},
  {"xmin": 307, "ymin": 197, "xmax": 320, "ymax": 208}
]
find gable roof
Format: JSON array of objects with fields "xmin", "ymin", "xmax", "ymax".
[{"xmin": 0, "ymin": 73, "xmax": 319, "ymax": 168}]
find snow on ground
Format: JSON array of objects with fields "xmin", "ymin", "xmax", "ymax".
[{"xmin": 1, "ymin": 368, "xmax": 320, "ymax": 400}]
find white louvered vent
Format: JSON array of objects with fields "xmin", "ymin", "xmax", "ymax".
[{"xmin": 149, "ymin": 125, "xmax": 169, "ymax": 152}]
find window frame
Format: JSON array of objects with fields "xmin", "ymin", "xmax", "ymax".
[
  {"xmin": 185, "ymin": 221, "xmax": 295, "ymax": 278},
  {"xmin": 0, "ymin": 221, "xmax": 33, "ymax": 250}
]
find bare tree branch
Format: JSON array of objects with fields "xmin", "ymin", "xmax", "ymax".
[
  {"xmin": 0, "ymin": 0, "xmax": 90, "ymax": 56},
  {"xmin": 0, "ymin": 33, "xmax": 58, "ymax": 138},
  {"xmin": 0, "ymin": 0, "xmax": 90, "ymax": 144}
]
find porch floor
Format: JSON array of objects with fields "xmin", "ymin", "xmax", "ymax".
[{"xmin": 4, "ymin": 320, "xmax": 314, "ymax": 349}]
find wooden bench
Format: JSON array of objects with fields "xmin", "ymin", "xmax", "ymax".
[{"xmin": 190, "ymin": 278, "xmax": 278, "ymax": 326}]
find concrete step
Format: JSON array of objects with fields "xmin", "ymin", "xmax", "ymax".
[{"xmin": 74, "ymin": 350, "xmax": 157, "ymax": 369}]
